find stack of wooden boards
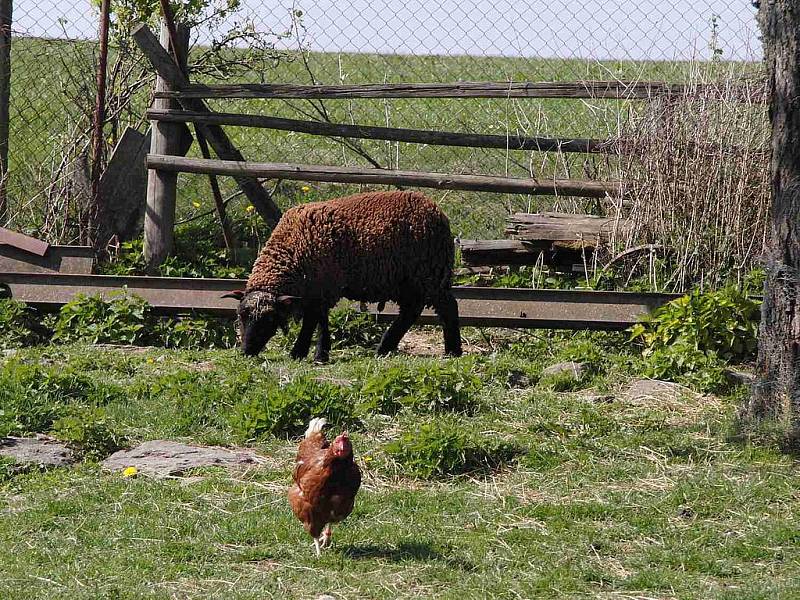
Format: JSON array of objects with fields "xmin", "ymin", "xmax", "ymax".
[{"xmin": 459, "ymin": 212, "xmax": 631, "ymax": 271}]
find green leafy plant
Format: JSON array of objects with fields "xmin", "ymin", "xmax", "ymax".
[
  {"xmin": 153, "ymin": 316, "xmax": 237, "ymax": 349},
  {"xmin": 361, "ymin": 360, "xmax": 482, "ymax": 414},
  {"xmin": 328, "ymin": 306, "xmax": 386, "ymax": 351},
  {"xmin": 0, "ymin": 300, "xmax": 50, "ymax": 349},
  {"xmin": 642, "ymin": 341, "xmax": 728, "ymax": 392},
  {"xmin": 0, "ymin": 363, "xmax": 122, "ymax": 437},
  {"xmin": 53, "ymin": 291, "xmax": 151, "ymax": 346},
  {"xmin": 630, "ymin": 287, "xmax": 759, "ymax": 360},
  {"xmin": 628, "ymin": 287, "xmax": 759, "ymax": 391},
  {"xmin": 51, "ymin": 408, "xmax": 126, "ymax": 461},
  {"xmin": 231, "ymin": 376, "xmax": 359, "ymax": 440},
  {"xmin": 385, "ymin": 419, "xmax": 519, "ymax": 478}
]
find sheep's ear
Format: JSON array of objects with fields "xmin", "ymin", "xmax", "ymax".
[
  {"xmin": 221, "ymin": 290, "xmax": 245, "ymax": 300},
  {"xmin": 276, "ymin": 295, "xmax": 300, "ymax": 306}
]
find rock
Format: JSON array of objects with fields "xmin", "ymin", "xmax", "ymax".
[
  {"xmin": 506, "ymin": 369, "xmax": 532, "ymax": 389},
  {"xmin": 541, "ymin": 361, "xmax": 586, "ymax": 380},
  {"xmin": 316, "ymin": 596, "xmax": 337, "ymax": 600},
  {"xmin": 0, "ymin": 435, "xmax": 76, "ymax": 468},
  {"xmin": 1, "ymin": 349, "xmax": 18, "ymax": 358},
  {"xmin": 724, "ymin": 368, "xmax": 756, "ymax": 386},
  {"xmin": 581, "ymin": 393, "xmax": 614, "ymax": 403},
  {"xmin": 102, "ymin": 440, "xmax": 265, "ymax": 477},
  {"xmin": 624, "ymin": 379, "xmax": 689, "ymax": 403}
]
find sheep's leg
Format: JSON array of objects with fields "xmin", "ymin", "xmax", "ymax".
[
  {"xmin": 435, "ymin": 292, "xmax": 462, "ymax": 357},
  {"xmin": 376, "ymin": 300, "xmax": 423, "ymax": 355},
  {"xmin": 314, "ymin": 307, "xmax": 331, "ymax": 363},
  {"xmin": 290, "ymin": 311, "xmax": 319, "ymax": 360}
]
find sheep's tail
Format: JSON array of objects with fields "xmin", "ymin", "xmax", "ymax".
[{"xmin": 305, "ymin": 417, "xmax": 327, "ymax": 438}]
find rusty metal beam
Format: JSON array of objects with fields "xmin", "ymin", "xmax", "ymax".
[{"xmin": 0, "ymin": 272, "xmax": 680, "ymax": 329}]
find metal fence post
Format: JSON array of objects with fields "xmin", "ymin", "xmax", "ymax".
[{"xmin": 0, "ymin": 0, "xmax": 11, "ymax": 226}]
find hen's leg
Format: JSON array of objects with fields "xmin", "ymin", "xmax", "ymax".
[
  {"xmin": 313, "ymin": 537, "xmax": 322, "ymax": 557},
  {"xmin": 320, "ymin": 524, "xmax": 332, "ymax": 548}
]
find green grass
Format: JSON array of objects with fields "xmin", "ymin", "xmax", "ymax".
[
  {"xmin": 0, "ymin": 329, "xmax": 797, "ymax": 598},
  {"xmin": 7, "ymin": 36, "xmax": 762, "ymax": 240}
]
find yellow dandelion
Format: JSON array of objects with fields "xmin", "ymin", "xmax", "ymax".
[
  {"xmin": 146, "ymin": 357, "xmax": 154, "ymax": 364},
  {"xmin": 122, "ymin": 466, "xmax": 138, "ymax": 478},
  {"xmin": 192, "ymin": 201, "xmax": 201, "ymax": 208},
  {"xmin": 363, "ymin": 455, "xmax": 373, "ymax": 463},
  {"xmin": 245, "ymin": 205, "xmax": 255, "ymax": 212},
  {"xmin": 301, "ymin": 185, "xmax": 311, "ymax": 193}
]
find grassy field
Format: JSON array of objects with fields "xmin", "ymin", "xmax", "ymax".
[
  {"xmin": 6, "ymin": 35, "xmax": 763, "ymax": 241},
  {"xmin": 1, "ymin": 326, "xmax": 797, "ymax": 599}
]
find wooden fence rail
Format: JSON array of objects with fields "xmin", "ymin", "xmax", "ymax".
[
  {"xmin": 146, "ymin": 155, "xmax": 622, "ymax": 197},
  {"xmin": 146, "ymin": 108, "xmax": 618, "ymax": 154},
  {"xmin": 154, "ymin": 80, "xmax": 763, "ymax": 102}
]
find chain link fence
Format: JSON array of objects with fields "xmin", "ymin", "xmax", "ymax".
[{"xmin": 8, "ymin": 0, "xmax": 762, "ymax": 245}]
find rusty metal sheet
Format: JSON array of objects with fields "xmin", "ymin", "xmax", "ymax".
[
  {"xmin": 0, "ymin": 227, "xmax": 49, "ymax": 256},
  {"xmin": 0, "ymin": 272, "xmax": 680, "ymax": 330},
  {"xmin": 0, "ymin": 245, "xmax": 95, "ymax": 274},
  {"xmin": 0, "ymin": 272, "xmax": 245, "ymax": 315},
  {"xmin": 369, "ymin": 287, "xmax": 680, "ymax": 330}
]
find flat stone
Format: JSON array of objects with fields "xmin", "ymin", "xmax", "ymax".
[
  {"xmin": 581, "ymin": 393, "xmax": 614, "ymax": 403},
  {"xmin": 724, "ymin": 368, "xmax": 756, "ymax": 386},
  {"xmin": 506, "ymin": 369, "xmax": 532, "ymax": 389},
  {"xmin": 541, "ymin": 361, "xmax": 586, "ymax": 380},
  {"xmin": 0, "ymin": 435, "xmax": 76, "ymax": 468},
  {"xmin": 624, "ymin": 379, "xmax": 689, "ymax": 402},
  {"xmin": 102, "ymin": 440, "xmax": 264, "ymax": 477}
]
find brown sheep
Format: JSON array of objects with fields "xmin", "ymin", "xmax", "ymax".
[{"xmin": 225, "ymin": 190, "xmax": 462, "ymax": 362}]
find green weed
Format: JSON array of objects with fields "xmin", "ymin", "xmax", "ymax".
[
  {"xmin": 231, "ymin": 375, "xmax": 359, "ymax": 439},
  {"xmin": 385, "ymin": 418, "xmax": 519, "ymax": 478}
]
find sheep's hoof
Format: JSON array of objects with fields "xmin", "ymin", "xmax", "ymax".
[{"xmin": 313, "ymin": 354, "xmax": 330, "ymax": 364}]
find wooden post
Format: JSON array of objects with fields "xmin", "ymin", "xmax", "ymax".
[
  {"xmin": 0, "ymin": 0, "xmax": 12, "ymax": 226},
  {"xmin": 747, "ymin": 0, "xmax": 800, "ymax": 424},
  {"xmin": 143, "ymin": 20, "xmax": 192, "ymax": 273},
  {"xmin": 132, "ymin": 23, "xmax": 281, "ymax": 227}
]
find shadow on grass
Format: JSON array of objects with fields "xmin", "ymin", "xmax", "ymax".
[{"xmin": 341, "ymin": 540, "xmax": 476, "ymax": 571}]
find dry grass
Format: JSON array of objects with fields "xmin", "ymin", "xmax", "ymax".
[{"xmin": 615, "ymin": 64, "xmax": 770, "ymax": 291}]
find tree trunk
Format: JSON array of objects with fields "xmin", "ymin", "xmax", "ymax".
[{"xmin": 747, "ymin": 0, "xmax": 800, "ymax": 422}]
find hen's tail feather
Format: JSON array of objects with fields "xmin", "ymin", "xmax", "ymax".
[{"xmin": 305, "ymin": 417, "xmax": 327, "ymax": 438}]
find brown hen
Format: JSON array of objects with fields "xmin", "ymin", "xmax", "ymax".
[{"xmin": 288, "ymin": 417, "xmax": 361, "ymax": 556}]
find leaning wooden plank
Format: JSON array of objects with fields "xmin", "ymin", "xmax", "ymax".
[
  {"xmin": 99, "ymin": 126, "xmax": 152, "ymax": 242},
  {"xmin": 131, "ymin": 23, "xmax": 281, "ymax": 227},
  {"xmin": 145, "ymin": 155, "xmax": 621, "ymax": 198},
  {"xmin": 146, "ymin": 108, "xmax": 619, "ymax": 154},
  {"xmin": 154, "ymin": 81, "xmax": 762, "ymax": 102}
]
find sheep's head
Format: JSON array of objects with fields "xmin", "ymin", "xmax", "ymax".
[{"xmin": 223, "ymin": 290, "xmax": 299, "ymax": 356}]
